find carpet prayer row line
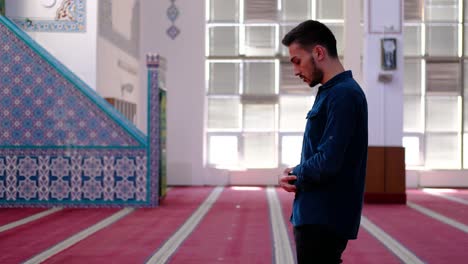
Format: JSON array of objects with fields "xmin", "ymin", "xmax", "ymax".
[{"xmin": 1, "ymin": 187, "xmax": 467, "ymax": 263}]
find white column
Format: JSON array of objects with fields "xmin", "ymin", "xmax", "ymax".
[
  {"xmin": 140, "ymin": 0, "xmax": 206, "ymax": 185},
  {"xmin": 343, "ymin": 0, "xmax": 363, "ymax": 85},
  {"xmin": 363, "ymin": 0, "xmax": 404, "ymax": 147}
]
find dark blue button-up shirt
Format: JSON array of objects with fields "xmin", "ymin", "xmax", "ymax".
[{"xmin": 291, "ymin": 70, "xmax": 368, "ymax": 239}]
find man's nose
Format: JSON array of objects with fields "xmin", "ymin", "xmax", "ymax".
[{"xmin": 293, "ymin": 66, "xmax": 301, "ymax": 76}]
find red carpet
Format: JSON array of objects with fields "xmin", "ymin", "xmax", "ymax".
[
  {"xmin": 343, "ymin": 228, "xmax": 402, "ymax": 264},
  {"xmin": 275, "ymin": 188, "xmax": 401, "ymax": 264},
  {"xmin": 364, "ymin": 204, "xmax": 468, "ymax": 263},
  {"xmin": 0, "ymin": 208, "xmax": 119, "ymax": 263},
  {"xmin": 43, "ymin": 187, "xmax": 213, "ymax": 264},
  {"xmin": 0, "ymin": 208, "xmax": 48, "ymax": 226},
  {"xmin": 169, "ymin": 187, "xmax": 273, "ymax": 264},
  {"xmin": 2, "ymin": 188, "xmax": 468, "ymax": 263},
  {"xmin": 442, "ymin": 189, "xmax": 468, "ymax": 200},
  {"xmin": 408, "ymin": 189, "xmax": 468, "ymax": 225}
]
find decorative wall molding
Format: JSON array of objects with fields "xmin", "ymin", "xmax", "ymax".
[
  {"xmin": 11, "ymin": 0, "xmax": 86, "ymax": 32},
  {"xmin": 166, "ymin": 0, "xmax": 180, "ymax": 40}
]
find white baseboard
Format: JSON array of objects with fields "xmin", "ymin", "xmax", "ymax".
[{"xmin": 406, "ymin": 170, "xmax": 468, "ymax": 188}]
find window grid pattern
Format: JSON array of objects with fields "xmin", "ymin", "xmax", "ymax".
[
  {"xmin": 206, "ymin": 0, "xmax": 343, "ymax": 169},
  {"xmin": 403, "ymin": 0, "xmax": 466, "ymax": 169}
]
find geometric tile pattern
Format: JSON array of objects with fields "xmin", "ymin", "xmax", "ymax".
[
  {"xmin": 0, "ymin": 16, "xmax": 160, "ymax": 207},
  {"xmin": 0, "ymin": 149, "xmax": 147, "ymax": 205},
  {"xmin": 148, "ymin": 54, "xmax": 161, "ymax": 204},
  {"xmin": 11, "ymin": 0, "xmax": 86, "ymax": 32},
  {"xmin": 0, "ymin": 22, "xmax": 140, "ymax": 147}
]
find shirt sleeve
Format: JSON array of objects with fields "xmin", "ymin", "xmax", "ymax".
[{"xmin": 294, "ymin": 89, "xmax": 358, "ymax": 186}]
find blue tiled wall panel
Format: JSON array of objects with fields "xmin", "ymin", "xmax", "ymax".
[{"xmin": 0, "ymin": 16, "xmax": 158, "ymax": 207}]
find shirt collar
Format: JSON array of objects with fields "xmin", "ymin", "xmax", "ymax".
[{"xmin": 319, "ymin": 70, "xmax": 353, "ymax": 91}]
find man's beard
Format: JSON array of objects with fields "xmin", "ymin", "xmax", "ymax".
[{"xmin": 308, "ymin": 57, "xmax": 323, "ymax": 88}]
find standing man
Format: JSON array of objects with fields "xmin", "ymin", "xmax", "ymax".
[{"xmin": 279, "ymin": 20, "xmax": 368, "ymax": 264}]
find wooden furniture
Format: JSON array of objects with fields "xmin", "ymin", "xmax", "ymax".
[{"xmin": 365, "ymin": 146, "xmax": 406, "ymax": 204}]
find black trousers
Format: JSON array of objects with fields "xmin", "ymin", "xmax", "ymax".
[{"xmin": 293, "ymin": 224, "xmax": 348, "ymax": 264}]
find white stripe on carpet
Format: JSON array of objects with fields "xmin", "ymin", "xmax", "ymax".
[
  {"xmin": 407, "ymin": 202, "xmax": 468, "ymax": 234},
  {"xmin": 266, "ymin": 187, "xmax": 295, "ymax": 264},
  {"xmin": 23, "ymin": 207, "xmax": 134, "ymax": 264},
  {"xmin": 361, "ymin": 216, "xmax": 425, "ymax": 264},
  {"xmin": 145, "ymin": 186, "xmax": 224, "ymax": 264},
  {"xmin": 422, "ymin": 189, "xmax": 468, "ymax": 206},
  {"xmin": 0, "ymin": 207, "xmax": 62, "ymax": 233}
]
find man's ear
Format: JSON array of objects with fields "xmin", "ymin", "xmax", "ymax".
[{"xmin": 314, "ymin": 45, "xmax": 326, "ymax": 61}]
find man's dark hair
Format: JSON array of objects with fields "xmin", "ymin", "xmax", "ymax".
[{"xmin": 282, "ymin": 20, "xmax": 338, "ymax": 58}]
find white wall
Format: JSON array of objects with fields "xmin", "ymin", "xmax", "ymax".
[
  {"xmin": 140, "ymin": 0, "xmax": 205, "ymax": 185},
  {"xmin": 363, "ymin": 0, "xmax": 404, "ymax": 147},
  {"xmin": 96, "ymin": 0, "xmax": 139, "ymax": 103},
  {"xmin": 97, "ymin": 38, "xmax": 139, "ymax": 102},
  {"xmin": 343, "ymin": 0, "xmax": 363, "ymax": 85},
  {"xmin": 5, "ymin": 0, "xmax": 98, "ymax": 89}
]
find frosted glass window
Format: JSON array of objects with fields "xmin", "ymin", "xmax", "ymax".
[
  {"xmin": 464, "ymin": 27, "xmax": 468, "ymax": 55},
  {"xmin": 280, "ymin": 96, "xmax": 313, "ymax": 131},
  {"xmin": 425, "ymin": 0, "xmax": 459, "ymax": 22},
  {"xmin": 209, "ymin": 0, "xmax": 239, "ymax": 22},
  {"xmin": 465, "ymin": 0, "xmax": 468, "ymax": 20},
  {"xmin": 463, "ymin": 101, "xmax": 468, "ymax": 130},
  {"xmin": 404, "ymin": 25, "xmax": 421, "ymax": 56},
  {"xmin": 464, "ymin": 62, "xmax": 468, "ymax": 130},
  {"xmin": 426, "ymin": 62, "xmax": 460, "ymax": 93},
  {"xmin": 426, "ymin": 25, "xmax": 458, "ymax": 57},
  {"xmin": 280, "ymin": 25, "xmax": 294, "ymax": 56},
  {"xmin": 464, "ymin": 133, "xmax": 468, "ymax": 168},
  {"xmin": 425, "ymin": 133, "xmax": 460, "ymax": 169},
  {"xmin": 404, "ymin": 96, "xmax": 423, "ymax": 132},
  {"xmin": 209, "ymin": 62, "xmax": 240, "ymax": 94},
  {"xmin": 405, "ymin": 0, "xmax": 422, "ymax": 21},
  {"xmin": 244, "ymin": 62, "xmax": 276, "ymax": 94},
  {"xmin": 316, "ymin": 0, "xmax": 343, "ymax": 20},
  {"xmin": 243, "ymin": 104, "xmax": 275, "ymax": 131},
  {"xmin": 245, "ymin": 26, "xmax": 276, "ymax": 56},
  {"xmin": 209, "ymin": 26, "xmax": 239, "ymax": 56},
  {"xmin": 280, "ymin": 61, "xmax": 304, "ymax": 91},
  {"xmin": 205, "ymin": 0, "xmax": 360, "ymax": 170},
  {"xmin": 243, "ymin": 133, "xmax": 276, "ymax": 168},
  {"xmin": 404, "ymin": 60, "xmax": 422, "ymax": 95},
  {"xmin": 426, "ymin": 96, "xmax": 459, "ymax": 132},
  {"xmin": 464, "ymin": 61, "xmax": 468, "ymax": 94},
  {"xmin": 208, "ymin": 98, "xmax": 240, "ymax": 129},
  {"xmin": 403, "ymin": 136, "xmax": 421, "ymax": 165},
  {"xmin": 325, "ymin": 24, "xmax": 344, "ymax": 56},
  {"xmin": 245, "ymin": 0, "xmax": 278, "ymax": 21},
  {"xmin": 209, "ymin": 136, "xmax": 238, "ymax": 166},
  {"xmin": 281, "ymin": 136, "xmax": 303, "ymax": 166},
  {"xmin": 281, "ymin": 0, "xmax": 310, "ymax": 21}
]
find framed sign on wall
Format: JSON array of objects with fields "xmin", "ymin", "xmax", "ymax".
[{"xmin": 381, "ymin": 38, "xmax": 397, "ymax": 70}]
